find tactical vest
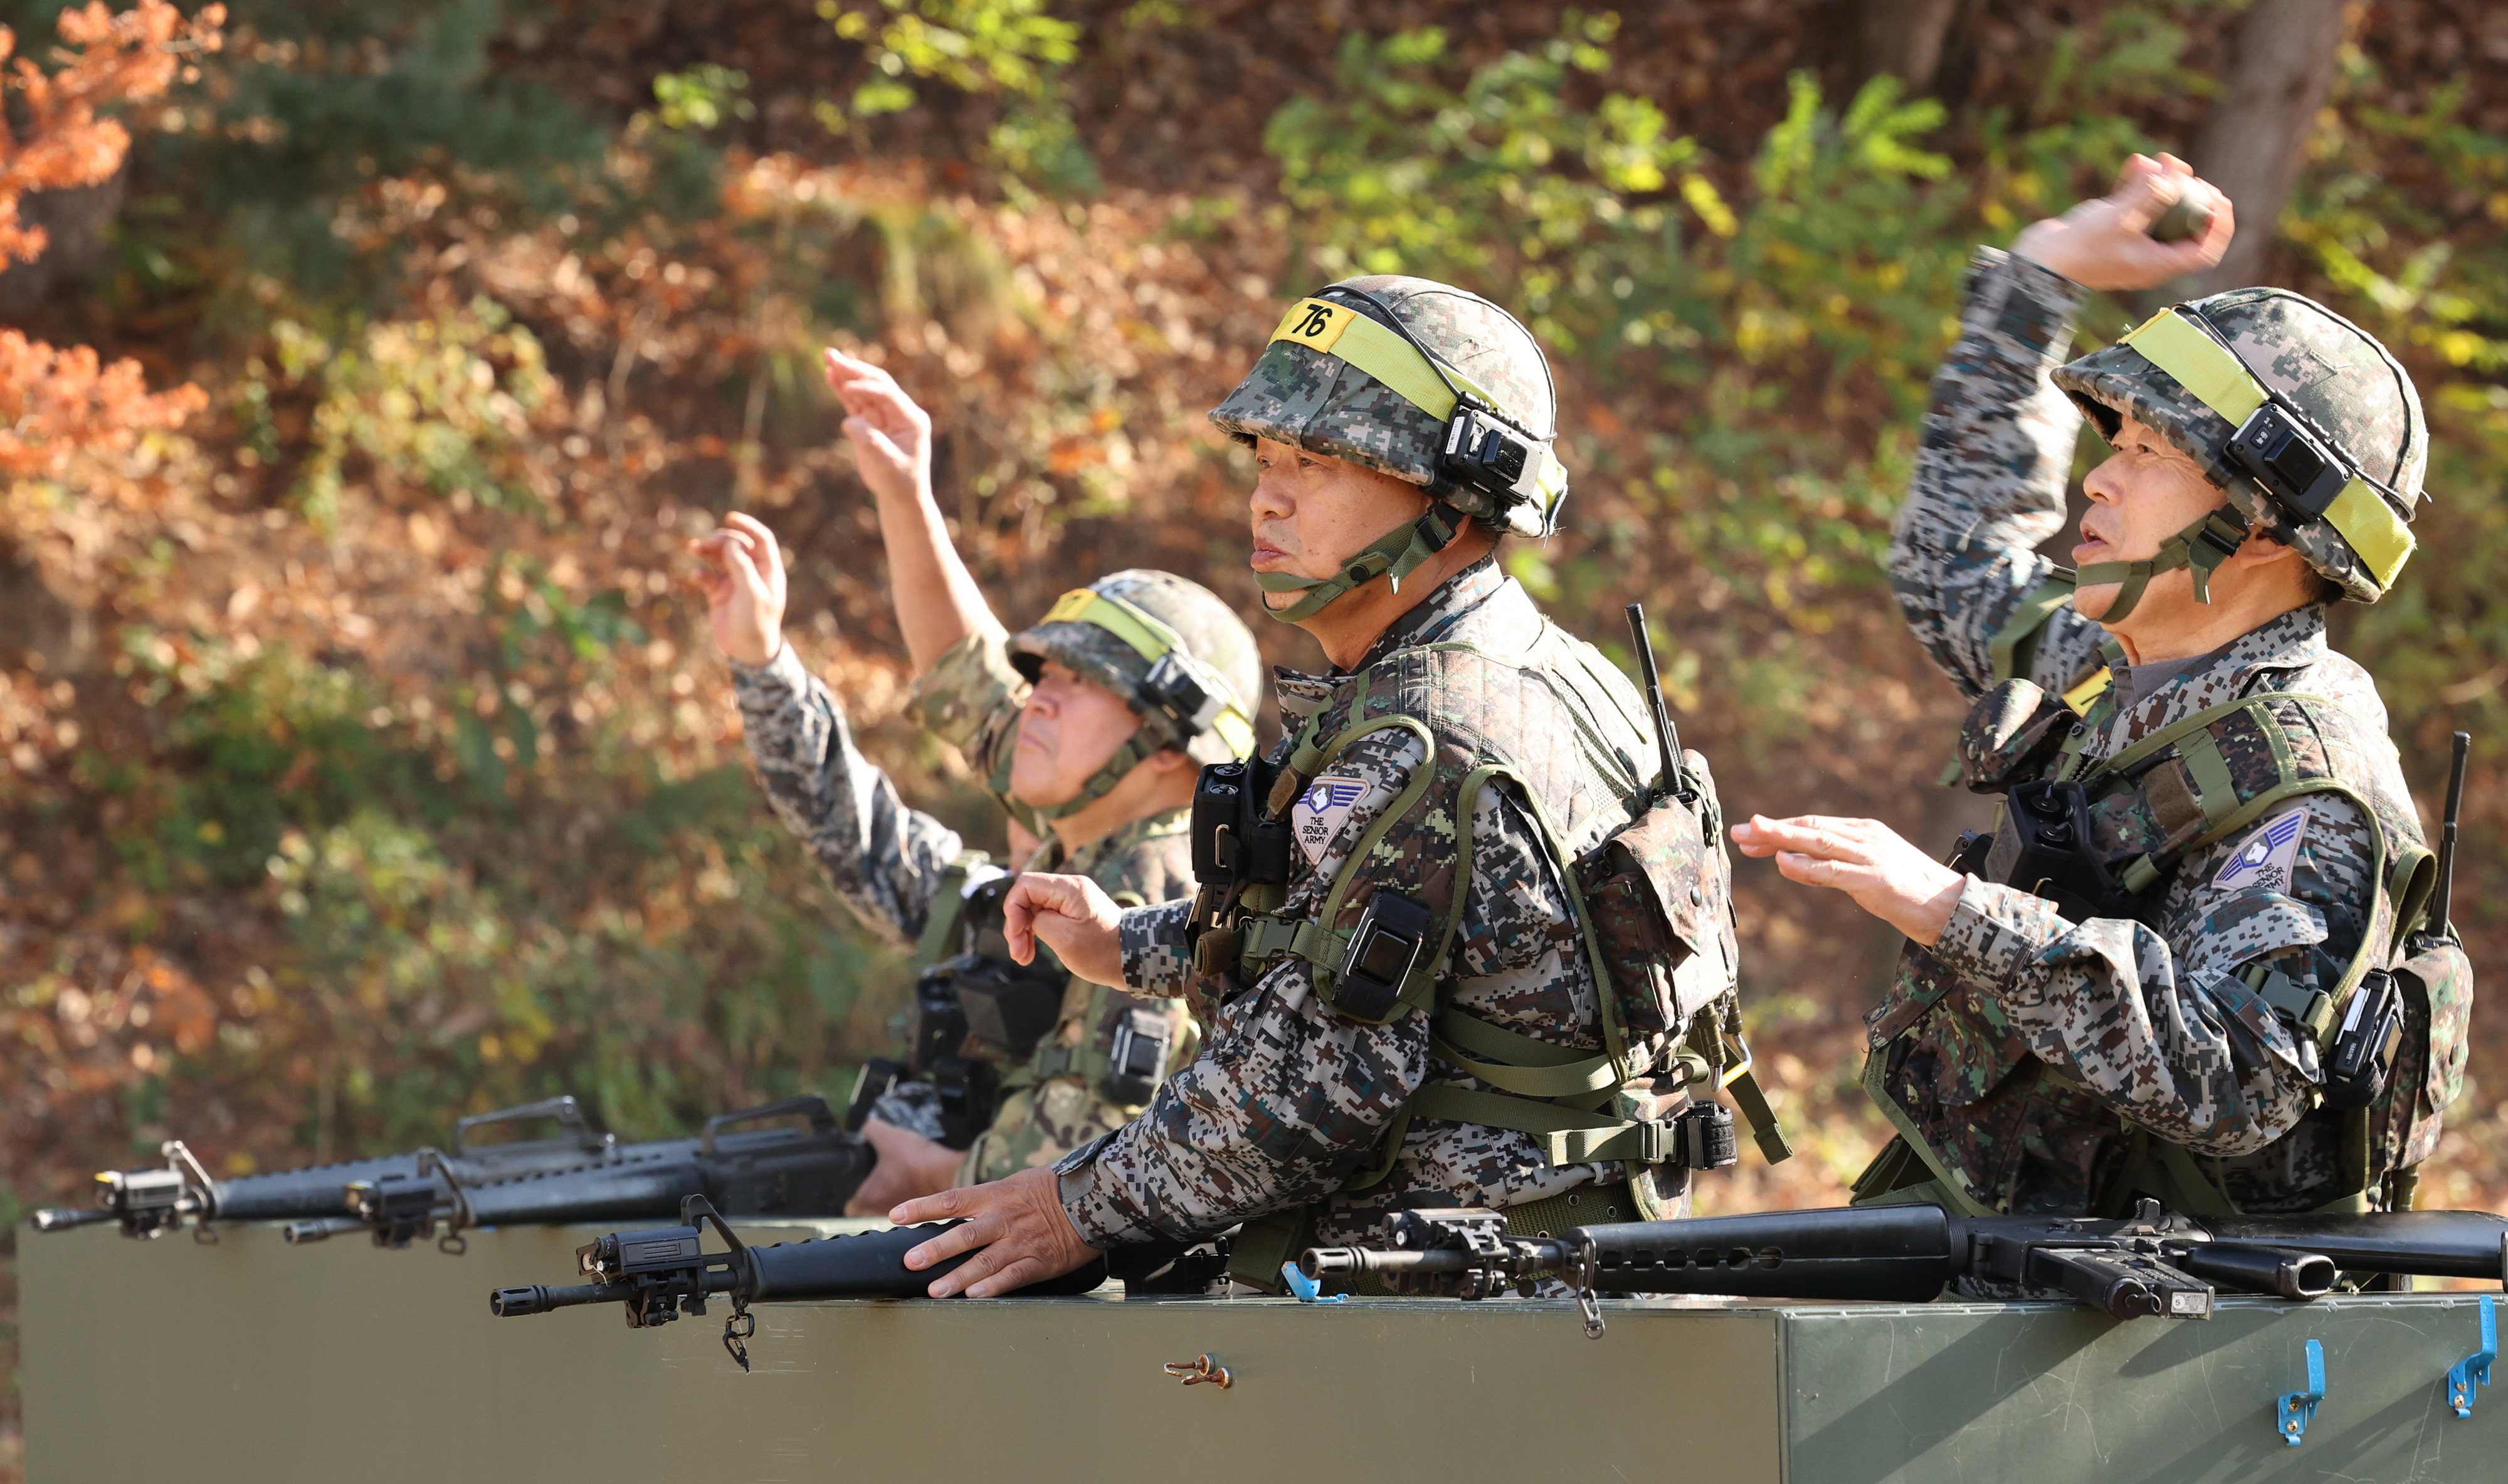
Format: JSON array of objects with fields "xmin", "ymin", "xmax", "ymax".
[
  {"xmin": 1862, "ymin": 599, "xmax": 2469, "ymax": 1219},
  {"xmin": 1195, "ymin": 623, "xmax": 1788, "ymax": 1285}
]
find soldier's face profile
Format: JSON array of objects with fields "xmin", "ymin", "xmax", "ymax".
[
  {"xmin": 1247, "ymin": 435, "xmax": 1430, "ymax": 612},
  {"xmin": 1008, "ymin": 658, "xmax": 1144, "ymax": 806},
  {"xmin": 2072, "ymin": 410, "xmax": 2233, "ymax": 625}
]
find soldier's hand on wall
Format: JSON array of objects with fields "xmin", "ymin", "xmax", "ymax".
[
  {"xmin": 843, "ymin": 1117, "xmax": 969, "ymax": 1216},
  {"xmin": 824, "ymin": 347, "xmax": 933, "ymax": 507},
  {"xmin": 2010, "ymin": 152, "xmax": 2233, "ymax": 293},
  {"xmin": 1731, "ymin": 814, "xmax": 1966, "ymax": 948},
  {"xmin": 1000, "ymin": 871, "xmax": 1125, "ymax": 986},
  {"xmin": 688, "ymin": 512, "xmax": 789, "ymax": 668},
  {"xmin": 891, "ymin": 1164, "xmax": 1102, "ymax": 1298}
]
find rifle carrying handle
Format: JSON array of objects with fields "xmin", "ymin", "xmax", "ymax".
[
  {"xmin": 453, "ymin": 1095, "xmax": 605, "ymax": 1156},
  {"xmin": 700, "ymin": 1095, "xmax": 839, "ymax": 1155}
]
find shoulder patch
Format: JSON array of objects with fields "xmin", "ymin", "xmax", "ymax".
[
  {"xmin": 1293, "ymin": 774, "xmax": 1367, "ymax": 864},
  {"xmin": 2213, "ymin": 808, "xmax": 2310, "ymax": 893}
]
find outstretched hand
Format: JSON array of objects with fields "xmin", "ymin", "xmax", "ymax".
[
  {"xmin": 890, "ymin": 1166, "xmax": 1102, "ymax": 1298},
  {"xmin": 687, "ymin": 512, "xmax": 788, "ymax": 668},
  {"xmin": 823, "ymin": 347, "xmax": 932, "ymax": 507},
  {"xmin": 1731, "ymin": 814, "xmax": 1966, "ymax": 947},
  {"xmin": 1000, "ymin": 871, "xmax": 1125, "ymax": 985},
  {"xmin": 2010, "ymin": 152, "xmax": 2234, "ymax": 292}
]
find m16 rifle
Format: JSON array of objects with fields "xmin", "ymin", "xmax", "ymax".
[
  {"xmin": 28, "ymin": 1096, "xmax": 616, "ymax": 1241},
  {"xmin": 1302, "ymin": 1202, "xmax": 2508, "ymax": 1338},
  {"xmin": 283, "ymin": 1095, "xmax": 873, "ymax": 1253},
  {"xmin": 488, "ymin": 1196, "xmax": 1224, "ymax": 1369}
]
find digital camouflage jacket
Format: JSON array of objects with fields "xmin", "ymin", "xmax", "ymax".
[
  {"xmin": 1874, "ymin": 248, "xmax": 2446, "ymax": 1216},
  {"xmin": 732, "ymin": 634, "xmax": 1198, "ymax": 1186},
  {"xmin": 1053, "ymin": 558, "xmax": 1705, "ymax": 1250}
]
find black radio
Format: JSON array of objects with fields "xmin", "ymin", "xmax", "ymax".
[
  {"xmin": 1191, "ymin": 755, "xmax": 1292, "ymax": 891},
  {"xmin": 2002, "ymin": 779, "xmax": 2147, "ymax": 925}
]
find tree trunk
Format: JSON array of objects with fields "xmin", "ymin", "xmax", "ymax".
[
  {"xmin": 2184, "ymin": 0, "xmax": 2349, "ymax": 295},
  {"xmin": 0, "ymin": 164, "xmax": 129, "ymax": 319},
  {"xmin": 1855, "ymin": 0, "xmax": 1966, "ymax": 93}
]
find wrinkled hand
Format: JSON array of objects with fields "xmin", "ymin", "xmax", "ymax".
[
  {"xmin": 2010, "ymin": 152, "xmax": 2233, "ymax": 292},
  {"xmin": 824, "ymin": 347, "xmax": 932, "ymax": 507},
  {"xmin": 1731, "ymin": 814, "xmax": 1966, "ymax": 947},
  {"xmin": 891, "ymin": 1166, "xmax": 1102, "ymax": 1298},
  {"xmin": 1000, "ymin": 871, "xmax": 1124, "ymax": 984},
  {"xmin": 843, "ymin": 1118, "xmax": 967, "ymax": 1218},
  {"xmin": 688, "ymin": 512, "xmax": 788, "ymax": 668}
]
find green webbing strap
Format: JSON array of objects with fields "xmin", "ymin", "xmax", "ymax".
[
  {"xmin": 1255, "ymin": 503, "xmax": 1464, "ymax": 624},
  {"xmin": 1021, "ymin": 729, "xmax": 1160, "ymax": 824},
  {"xmin": 2074, "ymin": 507, "xmax": 2252, "ymax": 624},
  {"xmin": 2121, "ymin": 308, "xmax": 2416, "ymax": 592},
  {"xmin": 1405, "ymin": 1083, "xmax": 1678, "ymax": 1166},
  {"xmin": 912, "ymin": 851, "xmax": 989, "ymax": 969},
  {"xmin": 1725, "ymin": 1066, "xmax": 1794, "ymax": 1165},
  {"xmin": 1430, "ymin": 1008, "xmax": 1629, "ymax": 1100},
  {"xmin": 2178, "ymin": 727, "xmax": 2243, "ymax": 832},
  {"xmin": 2245, "ymin": 961, "xmax": 2337, "ymax": 1050},
  {"xmin": 1223, "ymin": 1206, "xmax": 1314, "ymax": 1294},
  {"xmin": 1989, "ymin": 574, "xmax": 2081, "ymax": 683}
]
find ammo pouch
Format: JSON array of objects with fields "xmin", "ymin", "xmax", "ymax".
[{"xmin": 1571, "ymin": 755, "xmax": 1737, "ymax": 1043}]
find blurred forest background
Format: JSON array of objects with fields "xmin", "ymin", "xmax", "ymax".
[{"xmin": 3, "ymin": 0, "xmax": 2505, "ymax": 1465}]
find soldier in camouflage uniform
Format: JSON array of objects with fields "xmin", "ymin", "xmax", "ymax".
[
  {"xmin": 690, "ymin": 350, "xmax": 1262, "ymax": 1213},
  {"xmin": 889, "ymin": 276, "xmax": 1768, "ymax": 1298},
  {"xmin": 1736, "ymin": 155, "xmax": 2470, "ymax": 1221}
]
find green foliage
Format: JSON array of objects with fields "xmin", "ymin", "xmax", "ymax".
[
  {"xmin": 2285, "ymin": 56, "xmax": 2508, "ymax": 799},
  {"xmin": 1262, "ymin": 11, "xmax": 2211, "ymax": 728},
  {"xmin": 651, "ymin": 64, "xmax": 756, "ymax": 132},
  {"xmin": 139, "ymin": 0, "xmax": 616, "ymax": 310},
  {"xmin": 814, "ymin": 0, "xmax": 1096, "ymax": 194},
  {"xmin": 244, "ymin": 298, "xmax": 554, "ymax": 526}
]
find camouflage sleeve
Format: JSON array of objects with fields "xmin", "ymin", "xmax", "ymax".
[
  {"xmin": 731, "ymin": 643, "xmax": 964, "ymax": 945},
  {"xmin": 909, "ymin": 628, "xmax": 1025, "ymax": 770},
  {"xmin": 1932, "ymin": 794, "xmax": 2382, "ymax": 1156},
  {"xmin": 1889, "ymin": 248, "xmax": 2107, "ymax": 699},
  {"xmin": 1118, "ymin": 898, "xmax": 1198, "ymax": 1000}
]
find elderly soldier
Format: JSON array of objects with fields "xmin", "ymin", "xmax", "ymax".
[
  {"xmin": 1737, "ymin": 154, "xmax": 2470, "ymax": 1220},
  {"xmin": 690, "ymin": 349, "xmax": 1262, "ymax": 1215},
  {"xmin": 887, "ymin": 275, "xmax": 1778, "ymax": 1298}
]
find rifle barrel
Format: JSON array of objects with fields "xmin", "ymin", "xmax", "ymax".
[
  {"xmin": 29, "ymin": 1206, "xmax": 120, "ymax": 1233},
  {"xmin": 489, "ymin": 1281, "xmax": 631, "ymax": 1317}
]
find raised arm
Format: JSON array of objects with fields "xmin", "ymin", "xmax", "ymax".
[
  {"xmin": 1890, "ymin": 155, "xmax": 2233, "ymax": 699},
  {"xmin": 824, "ymin": 348, "xmax": 1004, "ymax": 675},
  {"xmin": 691, "ymin": 514, "xmax": 968, "ymax": 942}
]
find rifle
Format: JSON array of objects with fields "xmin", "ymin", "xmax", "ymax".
[
  {"xmin": 29, "ymin": 1096, "xmax": 615, "ymax": 1240},
  {"xmin": 488, "ymin": 1196, "xmax": 1223, "ymax": 1370},
  {"xmin": 285, "ymin": 1095, "xmax": 873, "ymax": 1253},
  {"xmin": 1301, "ymin": 1201, "xmax": 2508, "ymax": 1338}
]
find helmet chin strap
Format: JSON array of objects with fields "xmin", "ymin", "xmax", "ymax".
[
  {"xmin": 1255, "ymin": 502, "xmax": 1465, "ymax": 624},
  {"xmin": 2073, "ymin": 507, "xmax": 2250, "ymax": 626},
  {"xmin": 1020, "ymin": 730, "xmax": 1159, "ymax": 825}
]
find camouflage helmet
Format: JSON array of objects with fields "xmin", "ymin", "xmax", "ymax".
[
  {"xmin": 1209, "ymin": 275, "xmax": 1567, "ymax": 540},
  {"xmin": 1008, "ymin": 569, "xmax": 1261, "ymax": 771},
  {"xmin": 2052, "ymin": 288, "xmax": 2426, "ymax": 604}
]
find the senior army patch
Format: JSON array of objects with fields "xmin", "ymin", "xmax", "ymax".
[
  {"xmin": 1294, "ymin": 774, "xmax": 1367, "ymax": 863},
  {"xmin": 2213, "ymin": 807, "xmax": 2309, "ymax": 893}
]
